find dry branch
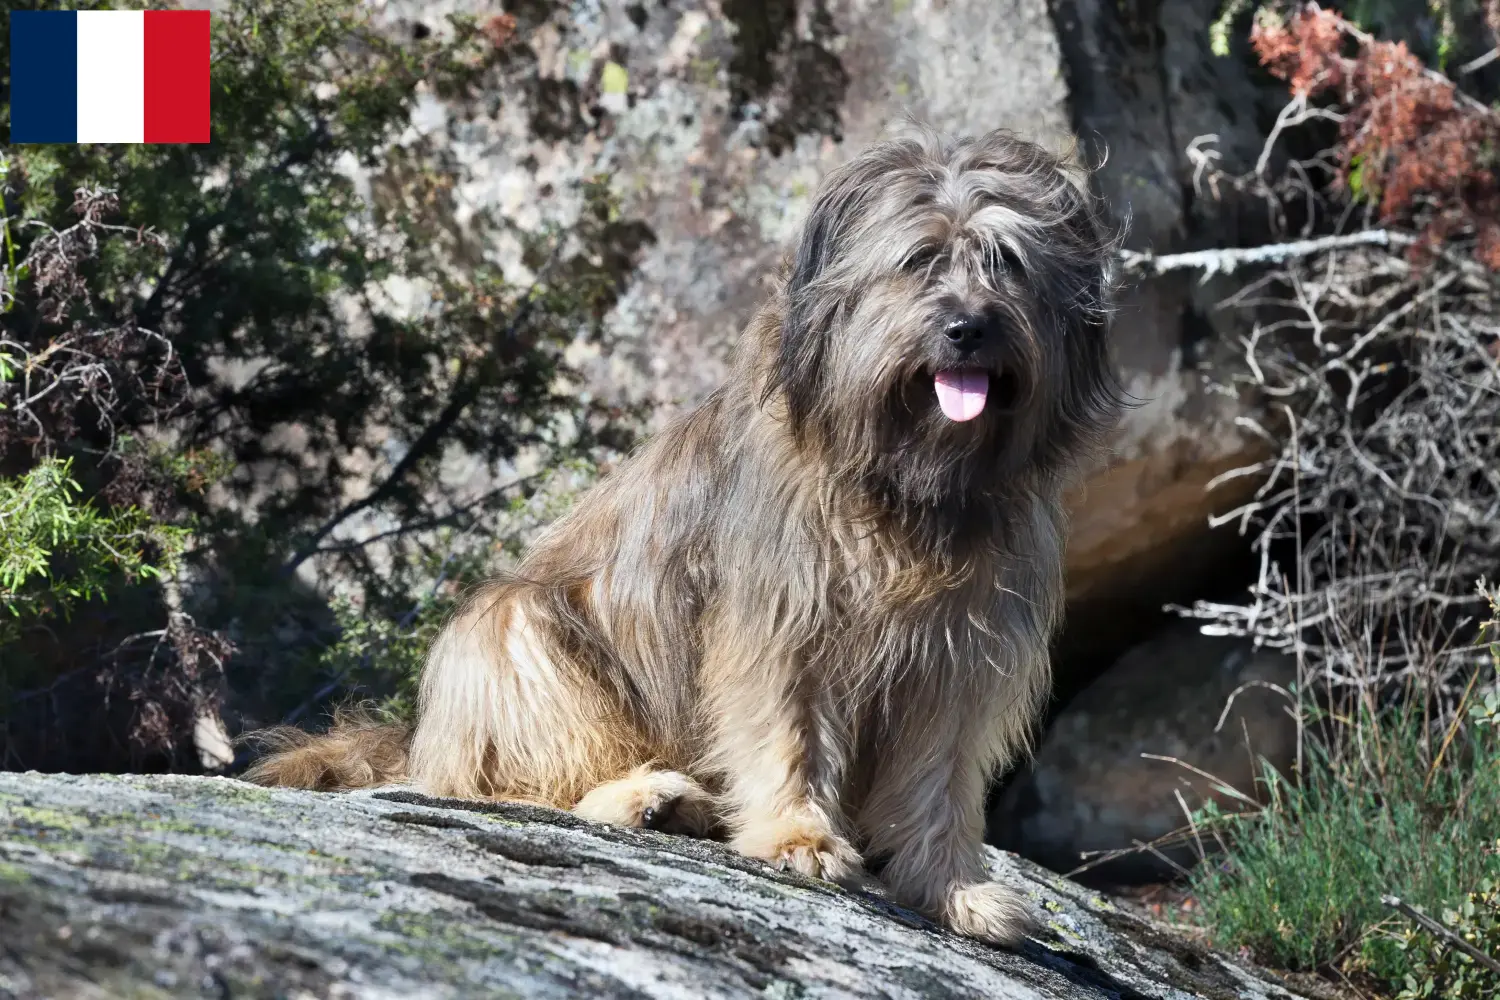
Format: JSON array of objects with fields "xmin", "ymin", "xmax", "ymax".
[
  {"xmin": 1163, "ymin": 58, "xmax": 1500, "ymax": 743},
  {"xmin": 1117, "ymin": 230, "xmax": 1414, "ymax": 279},
  {"xmin": 1381, "ymin": 893, "xmax": 1500, "ymax": 977}
]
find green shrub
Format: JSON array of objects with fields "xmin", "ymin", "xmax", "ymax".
[
  {"xmin": 1387, "ymin": 687, "xmax": 1500, "ymax": 999},
  {"xmin": 1188, "ymin": 599, "xmax": 1500, "ymax": 992},
  {"xmin": 1183, "ymin": 9, "xmax": 1500, "ymax": 991},
  {"xmin": 1, "ymin": 0, "xmax": 648, "ymax": 762},
  {"xmin": 1190, "ymin": 710, "xmax": 1500, "ymax": 985},
  {"xmin": 1393, "ymin": 865, "xmax": 1500, "ymax": 1000},
  {"xmin": 2, "ymin": 0, "xmax": 630, "ymax": 592},
  {"xmin": 0, "ymin": 457, "xmax": 185, "ymax": 644}
]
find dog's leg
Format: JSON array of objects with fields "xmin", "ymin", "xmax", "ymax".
[
  {"xmin": 573, "ymin": 764, "xmax": 719, "ymax": 835},
  {"xmin": 408, "ymin": 584, "xmax": 652, "ymax": 806},
  {"xmin": 700, "ymin": 652, "xmax": 861, "ymax": 882},
  {"xmin": 720, "ymin": 718, "xmax": 862, "ymax": 882},
  {"xmin": 857, "ymin": 689, "xmax": 1036, "ymax": 945}
]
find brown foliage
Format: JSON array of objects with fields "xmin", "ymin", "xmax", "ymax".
[
  {"xmin": 481, "ymin": 13, "xmax": 517, "ymax": 48},
  {"xmin": 0, "ymin": 188, "xmax": 184, "ymax": 490},
  {"xmin": 2, "ymin": 614, "xmax": 234, "ymax": 773},
  {"xmin": 1251, "ymin": 4, "xmax": 1500, "ymax": 266}
]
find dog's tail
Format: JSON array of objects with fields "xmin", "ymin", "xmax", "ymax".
[{"xmin": 241, "ymin": 706, "xmax": 412, "ymax": 791}]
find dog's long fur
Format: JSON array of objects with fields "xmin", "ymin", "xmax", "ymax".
[{"xmin": 247, "ymin": 125, "xmax": 1120, "ymax": 942}]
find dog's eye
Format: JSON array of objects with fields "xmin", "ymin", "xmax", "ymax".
[
  {"xmin": 986, "ymin": 242, "xmax": 1023, "ymax": 274},
  {"xmin": 902, "ymin": 245, "xmax": 940, "ymax": 273}
]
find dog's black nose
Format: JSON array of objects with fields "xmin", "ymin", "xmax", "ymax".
[{"xmin": 944, "ymin": 318, "xmax": 986, "ymax": 351}]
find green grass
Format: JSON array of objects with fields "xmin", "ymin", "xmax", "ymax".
[{"xmin": 1188, "ymin": 699, "xmax": 1500, "ymax": 991}]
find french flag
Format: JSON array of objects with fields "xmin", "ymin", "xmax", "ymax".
[{"xmin": 10, "ymin": 10, "xmax": 210, "ymax": 144}]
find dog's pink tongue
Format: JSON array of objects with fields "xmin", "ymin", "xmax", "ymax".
[{"xmin": 934, "ymin": 369, "xmax": 989, "ymax": 422}]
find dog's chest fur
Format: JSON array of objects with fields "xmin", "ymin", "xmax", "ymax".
[
  {"xmin": 528, "ymin": 371, "xmax": 1067, "ymax": 760},
  {"xmin": 809, "ymin": 490, "xmax": 1062, "ymax": 687}
]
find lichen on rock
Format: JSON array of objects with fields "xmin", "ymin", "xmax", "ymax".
[{"xmin": 1, "ymin": 772, "xmax": 1315, "ymax": 998}]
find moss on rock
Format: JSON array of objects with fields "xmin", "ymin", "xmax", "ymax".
[{"xmin": 1, "ymin": 773, "xmax": 1314, "ymax": 999}]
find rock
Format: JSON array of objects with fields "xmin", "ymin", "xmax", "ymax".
[
  {"xmin": 0, "ymin": 772, "xmax": 1319, "ymax": 999},
  {"xmin": 370, "ymin": 0, "xmax": 1076, "ymax": 410},
  {"xmin": 360, "ymin": 0, "xmax": 1282, "ymax": 671},
  {"xmin": 990, "ymin": 621, "xmax": 1299, "ymax": 885},
  {"xmin": 1050, "ymin": 0, "xmax": 1287, "ymax": 665}
]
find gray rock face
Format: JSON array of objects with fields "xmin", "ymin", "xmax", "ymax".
[
  {"xmin": 369, "ymin": 0, "xmax": 1075, "ymax": 410},
  {"xmin": 991, "ymin": 622, "xmax": 1299, "ymax": 884},
  {"xmin": 360, "ymin": 0, "xmax": 1280, "ymax": 672},
  {"xmin": 1047, "ymin": 0, "xmax": 1286, "ymax": 668},
  {"xmin": 0, "ymin": 772, "xmax": 1315, "ymax": 999}
]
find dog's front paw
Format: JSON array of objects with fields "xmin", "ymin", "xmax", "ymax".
[
  {"xmin": 573, "ymin": 767, "xmax": 718, "ymax": 835},
  {"xmin": 733, "ymin": 819, "xmax": 861, "ymax": 882},
  {"xmin": 944, "ymin": 881, "xmax": 1036, "ymax": 945}
]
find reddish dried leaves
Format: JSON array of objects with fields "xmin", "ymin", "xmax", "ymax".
[{"xmin": 1252, "ymin": 5, "xmax": 1500, "ymax": 267}]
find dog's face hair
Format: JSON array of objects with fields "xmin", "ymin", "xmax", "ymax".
[{"xmin": 771, "ymin": 126, "xmax": 1121, "ymax": 521}]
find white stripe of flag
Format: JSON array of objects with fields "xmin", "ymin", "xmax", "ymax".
[{"xmin": 76, "ymin": 11, "xmax": 146, "ymax": 144}]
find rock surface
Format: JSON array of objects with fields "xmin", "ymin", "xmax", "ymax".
[
  {"xmin": 371, "ymin": 0, "xmax": 1076, "ymax": 410},
  {"xmin": 991, "ymin": 622, "xmax": 1299, "ymax": 884},
  {"xmin": 360, "ymin": 0, "xmax": 1279, "ymax": 669},
  {"xmin": 0, "ymin": 772, "xmax": 1320, "ymax": 999},
  {"xmin": 1047, "ymin": 0, "xmax": 1284, "ymax": 666}
]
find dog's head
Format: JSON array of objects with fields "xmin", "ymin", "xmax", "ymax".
[{"xmin": 771, "ymin": 125, "xmax": 1121, "ymax": 511}]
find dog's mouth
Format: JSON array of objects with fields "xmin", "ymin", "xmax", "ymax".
[{"xmin": 933, "ymin": 368, "xmax": 990, "ymax": 422}]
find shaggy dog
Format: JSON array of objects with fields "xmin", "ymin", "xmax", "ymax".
[{"xmin": 247, "ymin": 124, "xmax": 1121, "ymax": 944}]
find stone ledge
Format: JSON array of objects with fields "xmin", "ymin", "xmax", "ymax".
[{"xmin": 0, "ymin": 772, "xmax": 1321, "ymax": 998}]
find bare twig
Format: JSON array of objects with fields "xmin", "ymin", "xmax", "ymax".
[
  {"xmin": 1458, "ymin": 47, "xmax": 1500, "ymax": 77},
  {"xmin": 1172, "ymin": 201, "xmax": 1498, "ymax": 722},
  {"xmin": 1117, "ymin": 230, "xmax": 1415, "ymax": 280},
  {"xmin": 1381, "ymin": 894, "xmax": 1500, "ymax": 976},
  {"xmin": 1212, "ymin": 679, "xmax": 1297, "ymax": 735},
  {"xmin": 1140, "ymin": 753, "xmax": 1260, "ymax": 806},
  {"xmin": 279, "ymin": 247, "xmax": 568, "ymax": 578}
]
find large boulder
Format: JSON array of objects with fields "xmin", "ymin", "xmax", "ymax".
[
  {"xmin": 1049, "ymin": 0, "xmax": 1284, "ymax": 666},
  {"xmin": 369, "ymin": 0, "xmax": 1279, "ymax": 672},
  {"xmin": 373, "ymin": 0, "xmax": 1075, "ymax": 407},
  {"xmin": 0, "ymin": 771, "xmax": 1326, "ymax": 998},
  {"xmin": 990, "ymin": 621, "xmax": 1299, "ymax": 884}
]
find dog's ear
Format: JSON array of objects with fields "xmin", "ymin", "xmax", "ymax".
[
  {"xmin": 1047, "ymin": 177, "xmax": 1115, "ymax": 326},
  {"xmin": 773, "ymin": 174, "xmax": 871, "ymax": 431},
  {"xmin": 1032, "ymin": 171, "xmax": 1127, "ymax": 453}
]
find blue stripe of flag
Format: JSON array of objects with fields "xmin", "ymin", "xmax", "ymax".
[{"xmin": 10, "ymin": 11, "xmax": 79, "ymax": 144}]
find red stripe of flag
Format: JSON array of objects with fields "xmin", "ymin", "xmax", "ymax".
[{"xmin": 144, "ymin": 10, "xmax": 210, "ymax": 144}]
